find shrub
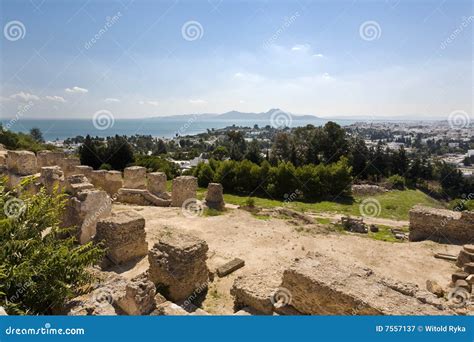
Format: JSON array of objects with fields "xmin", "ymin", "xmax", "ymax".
[
  {"xmin": 0, "ymin": 177, "xmax": 104, "ymax": 314},
  {"xmin": 99, "ymin": 163, "xmax": 112, "ymax": 170},
  {"xmin": 387, "ymin": 174, "xmax": 406, "ymax": 190}
]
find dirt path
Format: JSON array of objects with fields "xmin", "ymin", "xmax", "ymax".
[{"xmin": 112, "ymin": 204, "xmax": 460, "ymax": 314}]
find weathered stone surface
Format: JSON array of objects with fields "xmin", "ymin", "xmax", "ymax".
[
  {"xmin": 456, "ymin": 247, "xmax": 474, "ymax": 268},
  {"xmin": 280, "ymin": 253, "xmax": 452, "ymax": 315},
  {"xmin": 74, "ymin": 165, "xmax": 93, "ymax": 180},
  {"xmin": 40, "ymin": 166, "xmax": 64, "ymax": 194},
  {"xmin": 66, "ymin": 274, "xmax": 154, "ymax": 316},
  {"xmin": 148, "ymin": 231, "xmax": 209, "ymax": 302},
  {"xmin": 116, "ymin": 188, "xmax": 171, "ymax": 207},
  {"xmin": 464, "ymin": 262, "xmax": 474, "ymax": 274},
  {"xmin": 6, "ymin": 150, "xmax": 37, "ymax": 175},
  {"xmin": 95, "ymin": 211, "xmax": 148, "ymax": 265},
  {"xmin": 341, "ymin": 216, "xmax": 368, "ymax": 233},
  {"xmin": 36, "ymin": 150, "xmax": 65, "ymax": 169},
  {"xmin": 0, "ymin": 306, "xmax": 7, "ymax": 315},
  {"xmin": 426, "ymin": 280, "xmax": 444, "ymax": 298},
  {"xmin": 103, "ymin": 171, "xmax": 123, "ymax": 196},
  {"xmin": 60, "ymin": 158, "xmax": 81, "ymax": 177},
  {"xmin": 123, "ymin": 166, "xmax": 146, "ymax": 189},
  {"xmin": 151, "ymin": 301, "xmax": 189, "ymax": 315},
  {"xmin": 147, "ymin": 172, "xmax": 167, "ymax": 196},
  {"xmin": 62, "ymin": 189, "xmax": 112, "ymax": 244},
  {"xmin": 116, "ymin": 278, "xmax": 156, "ymax": 315},
  {"xmin": 351, "ymin": 184, "xmax": 388, "ymax": 196},
  {"xmin": 205, "ymin": 183, "xmax": 225, "ymax": 210},
  {"xmin": 409, "ymin": 205, "xmax": 474, "ymax": 244},
  {"xmin": 455, "ymin": 279, "xmax": 470, "ymax": 291},
  {"xmin": 171, "ymin": 176, "xmax": 197, "ymax": 207},
  {"xmin": 65, "ymin": 174, "xmax": 94, "ymax": 195},
  {"xmin": 452, "ymin": 271, "xmax": 469, "ymax": 283},
  {"xmin": 217, "ymin": 258, "xmax": 245, "ymax": 277},
  {"xmin": 90, "ymin": 170, "xmax": 107, "ymax": 190},
  {"xmin": 231, "ymin": 272, "xmax": 283, "ymax": 315}
]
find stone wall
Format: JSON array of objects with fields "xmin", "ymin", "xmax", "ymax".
[
  {"xmin": 95, "ymin": 211, "xmax": 148, "ymax": 264},
  {"xmin": 409, "ymin": 205, "xmax": 474, "ymax": 244},
  {"xmin": 171, "ymin": 176, "xmax": 197, "ymax": 207},
  {"xmin": 124, "ymin": 166, "xmax": 146, "ymax": 189},
  {"xmin": 6, "ymin": 150, "xmax": 37, "ymax": 176},
  {"xmin": 60, "ymin": 157, "xmax": 81, "ymax": 177},
  {"xmin": 104, "ymin": 171, "xmax": 123, "ymax": 196},
  {"xmin": 280, "ymin": 253, "xmax": 451, "ymax": 315},
  {"xmin": 148, "ymin": 231, "xmax": 209, "ymax": 302},
  {"xmin": 147, "ymin": 172, "xmax": 167, "ymax": 196},
  {"xmin": 40, "ymin": 166, "xmax": 64, "ymax": 194},
  {"xmin": 74, "ymin": 165, "xmax": 93, "ymax": 180},
  {"xmin": 36, "ymin": 150, "xmax": 65, "ymax": 169}
]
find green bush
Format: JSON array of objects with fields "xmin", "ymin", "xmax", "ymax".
[
  {"xmin": 134, "ymin": 155, "xmax": 180, "ymax": 179},
  {"xmin": 387, "ymin": 174, "xmax": 406, "ymax": 190},
  {"xmin": 0, "ymin": 178, "xmax": 104, "ymax": 314}
]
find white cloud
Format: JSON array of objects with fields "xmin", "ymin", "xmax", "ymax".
[
  {"xmin": 189, "ymin": 99, "xmax": 207, "ymax": 105},
  {"xmin": 104, "ymin": 98, "xmax": 121, "ymax": 103},
  {"xmin": 291, "ymin": 44, "xmax": 311, "ymax": 52},
  {"xmin": 138, "ymin": 100, "xmax": 159, "ymax": 106},
  {"xmin": 65, "ymin": 86, "xmax": 88, "ymax": 94},
  {"xmin": 232, "ymin": 72, "xmax": 264, "ymax": 83},
  {"xmin": 312, "ymin": 53, "xmax": 324, "ymax": 58},
  {"xmin": 9, "ymin": 92, "xmax": 40, "ymax": 101},
  {"xmin": 44, "ymin": 95, "xmax": 66, "ymax": 103}
]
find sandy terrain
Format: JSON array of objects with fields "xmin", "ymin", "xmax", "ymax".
[{"xmin": 111, "ymin": 204, "xmax": 461, "ymax": 314}]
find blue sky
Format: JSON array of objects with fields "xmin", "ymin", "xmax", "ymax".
[{"xmin": 0, "ymin": 0, "xmax": 472, "ymax": 119}]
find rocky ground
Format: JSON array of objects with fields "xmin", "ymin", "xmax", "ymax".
[{"xmin": 111, "ymin": 204, "xmax": 461, "ymax": 314}]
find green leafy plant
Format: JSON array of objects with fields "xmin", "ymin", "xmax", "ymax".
[{"xmin": 0, "ymin": 177, "xmax": 104, "ymax": 315}]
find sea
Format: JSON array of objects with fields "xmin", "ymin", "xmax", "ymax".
[{"xmin": 1, "ymin": 117, "xmax": 358, "ymax": 141}]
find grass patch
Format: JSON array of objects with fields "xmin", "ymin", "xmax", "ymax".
[
  {"xmin": 315, "ymin": 217, "xmax": 332, "ymax": 225},
  {"xmin": 203, "ymin": 208, "xmax": 225, "ymax": 217},
  {"xmin": 219, "ymin": 189, "xmax": 444, "ymax": 221},
  {"xmin": 251, "ymin": 213, "xmax": 271, "ymax": 220}
]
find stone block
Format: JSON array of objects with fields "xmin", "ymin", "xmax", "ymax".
[
  {"xmin": 280, "ymin": 253, "xmax": 452, "ymax": 315},
  {"xmin": 151, "ymin": 301, "xmax": 188, "ymax": 315},
  {"xmin": 103, "ymin": 171, "xmax": 123, "ymax": 196},
  {"xmin": 171, "ymin": 176, "xmax": 197, "ymax": 207},
  {"xmin": 95, "ymin": 211, "xmax": 148, "ymax": 264},
  {"xmin": 74, "ymin": 165, "xmax": 93, "ymax": 180},
  {"xmin": 36, "ymin": 150, "xmax": 65, "ymax": 169},
  {"xmin": 61, "ymin": 158, "xmax": 81, "ymax": 177},
  {"xmin": 116, "ymin": 188, "xmax": 171, "ymax": 207},
  {"xmin": 116, "ymin": 278, "xmax": 156, "ymax": 315},
  {"xmin": 90, "ymin": 170, "xmax": 107, "ymax": 190},
  {"xmin": 6, "ymin": 150, "xmax": 37, "ymax": 175},
  {"xmin": 205, "ymin": 183, "xmax": 225, "ymax": 210},
  {"xmin": 217, "ymin": 258, "xmax": 245, "ymax": 277},
  {"xmin": 148, "ymin": 231, "xmax": 209, "ymax": 302},
  {"xmin": 147, "ymin": 172, "xmax": 167, "ymax": 196},
  {"xmin": 40, "ymin": 166, "xmax": 64, "ymax": 194},
  {"xmin": 124, "ymin": 166, "xmax": 146, "ymax": 189}
]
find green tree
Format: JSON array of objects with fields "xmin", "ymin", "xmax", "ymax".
[
  {"xmin": 29, "ymin": 127, "xmax": 44, "ymax": 143},
  {"xmin": 245, "ymin": 139, "xmax": 262, "ymax": 164},
  {"xmin": 106, "ymin": 135, "xmax": 134, "ymax": 170},
  {"xmin": 78, "ymin": 135, "xmax": 102, "ymax": 169}
]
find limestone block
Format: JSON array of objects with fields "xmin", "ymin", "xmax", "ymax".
[
  {"xmin": 65, "ymin": 174, "xmax": 94, "ymax": 195},
  {"xmin": 36, "ymin": 150, "xmax": 65, "ymax": 169},
  {"xmin": 95, "ymin": 211, "xmax": 148, "ymax": 264},
  {"xmin": 280, "ymin": 253, "xmax": 452, "ymax": 315},
  {"xmin": 205, "ymin": 183, "xmax": 225, "ymax": 210},
  {"xmin": 231, "ymin": 272, "xmax": 283, "ymax": 315},
  {"xmin": 6, "ymin": 150, "xmax": 37, "ymax": 175},
  {"xmin": 61, "ymin": 158, "xmax": 81, "ymax": 177},
  {"xmin": 116, "ymin": 278, "xmax": 156, "ymax": 315},
  {"xmin": 116, "ymin": 188, "xmax": 171, "ymax": 207},
  {"xmin": 74, "ymin": 165, "xmax": 93, "ymax": 180},
  {"xmin": 171, "ymin": 176, "xmax": 197, "ymax": 207},
  {"xmin": 40, "ymin": 166, "xmax": 64, "ymax": 194},
  {"xmin": 147, "ymin": 172, "xmax": 167, "ymax": 196},
  {"xmin": 103, "ymin": 171, "xmax": 123, "ymax": 196},
  {"xmin": 90, "ymin": 170, "xmax": 107, "ymax": 190},
  {"xmin": 124, "ymin": 166, "xmax": 146, "ymax": 189},
  {"xmin": 0, "ymin": 307, "xmax": 7, "ymax": 315},
  {"xmin": 151, "ymin": 301, "xmax": 189, "ymax": 315},
  {"xmin": 148, "ymin": 231, "xmax": 209, "ymax": 302}
]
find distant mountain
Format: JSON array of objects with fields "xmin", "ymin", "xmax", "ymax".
[{"xmin": 151, "ymin": 108, "xmax": 321, "ymax": 121}]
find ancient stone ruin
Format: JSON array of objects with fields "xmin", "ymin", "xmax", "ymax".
[
  {"xmin": 205, "ymin": 183, "xmax": 225, "ymax": 210},
  {"xmin": 409, "ymin": 205, "xmax": 474, "ymax": 244},
  {"xmin": 171, "ymin": 176, "xmax": 197, "ymax": 207},
  {"xmin": 95, "ymin": 211, "xmax": 148, "ymax": 265},
  {"xmin": 123, "ymin": 166, "xmax": 147, "ymax": 189},
  {"xmin": 147, "ymin": 172, "xmax": 167, "ymax": 197},
  {"xmin": 148, "ymin": 231, "xmax": 209, "ymax": 302},
  {"xmin": 40, "ymin": 166, "xmax": 64, "ymax": 195}
]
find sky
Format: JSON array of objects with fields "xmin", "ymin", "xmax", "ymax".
[{"xmin": 0, "ymin": 0, "xmax": 472, "ymax": 120}]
